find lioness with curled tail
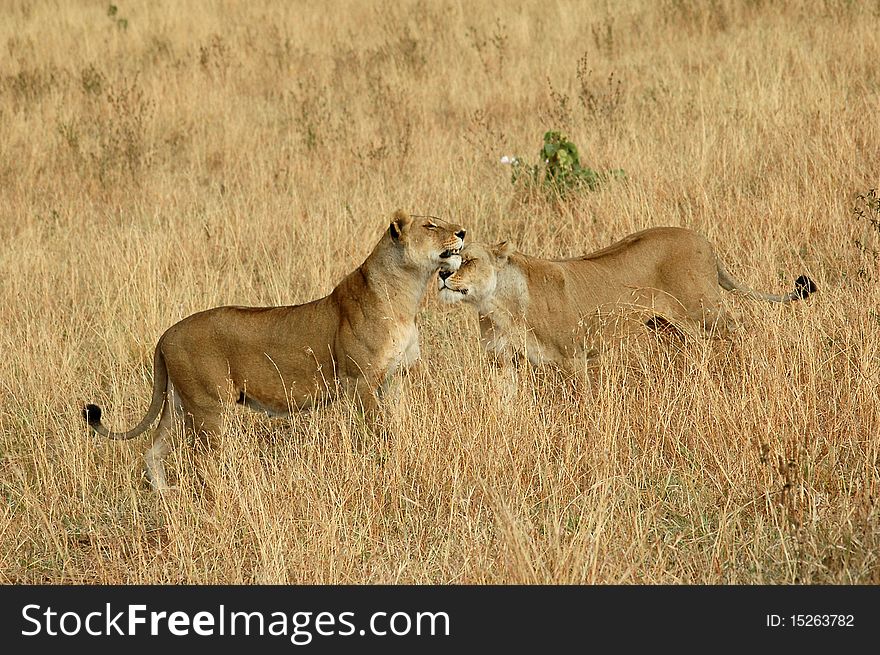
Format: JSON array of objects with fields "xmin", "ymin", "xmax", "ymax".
[
  {"xmin": 438, "ymin": 226, "xmax": 816, "ymax": 372},
  {"xmin": 83, "ymin": 210, "xmax": 466, "ymax": 492}
]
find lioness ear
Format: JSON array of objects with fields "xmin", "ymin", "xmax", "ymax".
[
  {"xmin": 493, "ymin": 241, "xmax": 515, "ymax": 263},
  {"xmin": 389, "ymin": 210, "xmax": 413, "ymax": 242}
]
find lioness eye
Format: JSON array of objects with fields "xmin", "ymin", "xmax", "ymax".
[{"xmin": 425, "ymin": 223, "xmax": 437, "ymax": 230}]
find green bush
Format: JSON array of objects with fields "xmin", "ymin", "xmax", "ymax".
[{"xmin": 506, "ymin": 130, "xmax": 625, "ymax": 198}]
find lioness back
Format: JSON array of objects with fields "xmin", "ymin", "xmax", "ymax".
[
  {"xmin": 557, "ymin": 227, "xmax": 719, "ymax": 318},
  {"xmin": 160, "ymin": 298, "xmax": 341, "ymax": 412}
]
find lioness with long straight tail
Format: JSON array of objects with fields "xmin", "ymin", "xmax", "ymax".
[
  {"xmin": 438, "ymin": 226, "xmax": 816, "ymax": 372},
  {"xmin": 83, "ymin": 210, "xmax": 466, "ymax": 492}
]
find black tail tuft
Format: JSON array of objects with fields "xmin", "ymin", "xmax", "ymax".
[
  {"xmin": 83, "ymin": 403, "xmax": 102, "ymax": 426},
  {"xmin": 793, "ymin": 275, "xmax": 818, "ymax": 300}
]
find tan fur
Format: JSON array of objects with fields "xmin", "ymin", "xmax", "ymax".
[
  {"xmin": 84, "ymin": 210, "xmax": 466, "ymax": 492},
  {"xmin": 439, "ymin": 226, "xmax": 817, "ymax": 372}
]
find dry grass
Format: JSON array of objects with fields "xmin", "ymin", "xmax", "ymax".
[{"xmin": 2, "ymin": 0, "xmax": 879, "ymax": 584}]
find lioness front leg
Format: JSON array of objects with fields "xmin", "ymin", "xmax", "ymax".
[
  {"xmin": 485, "ymin": 352, "xmax": 519, "ymax": 404},
  {"xmin": 339, "ymin": 375, "xmax": 386, "ymax": 439},
  {"xmin": 378, "ymin": 372, "xmax": 404, "ymax": 416}
]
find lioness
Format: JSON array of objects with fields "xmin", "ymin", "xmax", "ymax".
[
  {"xmin": 83, "ymin": 210, "xmax": 465, "ymax": 492},
  {"xmin": 438, "ymin": 226, "xmax": 816, "ymax": 371}
]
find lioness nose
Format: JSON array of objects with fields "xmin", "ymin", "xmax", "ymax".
[
  {"xmin": 456, "ymin": 229, "xmax": 466, "ymax": 240},
  {"xmin": 439, "ymin": 269, "xmax": 453, "ymax": 280}
]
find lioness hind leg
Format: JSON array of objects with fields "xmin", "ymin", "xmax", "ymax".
[
  {"xmin": 672, "ymin": 283, "xmax": 741, "ymax": 339},
  {"xmin": 694, "ymin": 305, "xmax": 741, "ymax": 339},
  {"xmin": 671, "ymin": 307, "xmax": 739, "ymax": 340},
  {"xmin": 645, "ymin": 315, "xmax": 686, "ymax": 341},
  {"xmin": 145, "ymin": 397, "xmax": 181, "ymax": 493},
  {"xmin": 168, "ymin": 387, "xmax": 227, "ymax": 492},
  {"xmin": 173, "ymin": 384, "xmax": 226, "ymax": 447}
]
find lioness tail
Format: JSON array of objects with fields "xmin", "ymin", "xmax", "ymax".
[
  {"xmin": 717, "ymin": 259, "xmax": 817, "ymax": 304},
  {"xmin": 82, "ymin": 345, "xmax": 168, "ymax": 440}
]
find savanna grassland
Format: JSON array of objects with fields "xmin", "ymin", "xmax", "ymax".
[{"xmin": 1, "ymin": 0, "xmax": 879, "ymax": 584}]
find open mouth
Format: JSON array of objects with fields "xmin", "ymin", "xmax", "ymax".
[{"xmin": 438, "ymin": 247, "xmax": 462, "ymax": 274}]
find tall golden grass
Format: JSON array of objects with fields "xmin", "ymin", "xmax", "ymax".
[{"xmin": 1, "ymin": 0, "xmax": 878, "ymax": 583}]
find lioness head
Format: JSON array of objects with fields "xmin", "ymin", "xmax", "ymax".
[
  {"xmin": 389, "ymin": 210, "xmax": 466, "ymax": 273},
  {"xmin": 437, "ymin": 241, "xmax": 514, "ymax": 305}
]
